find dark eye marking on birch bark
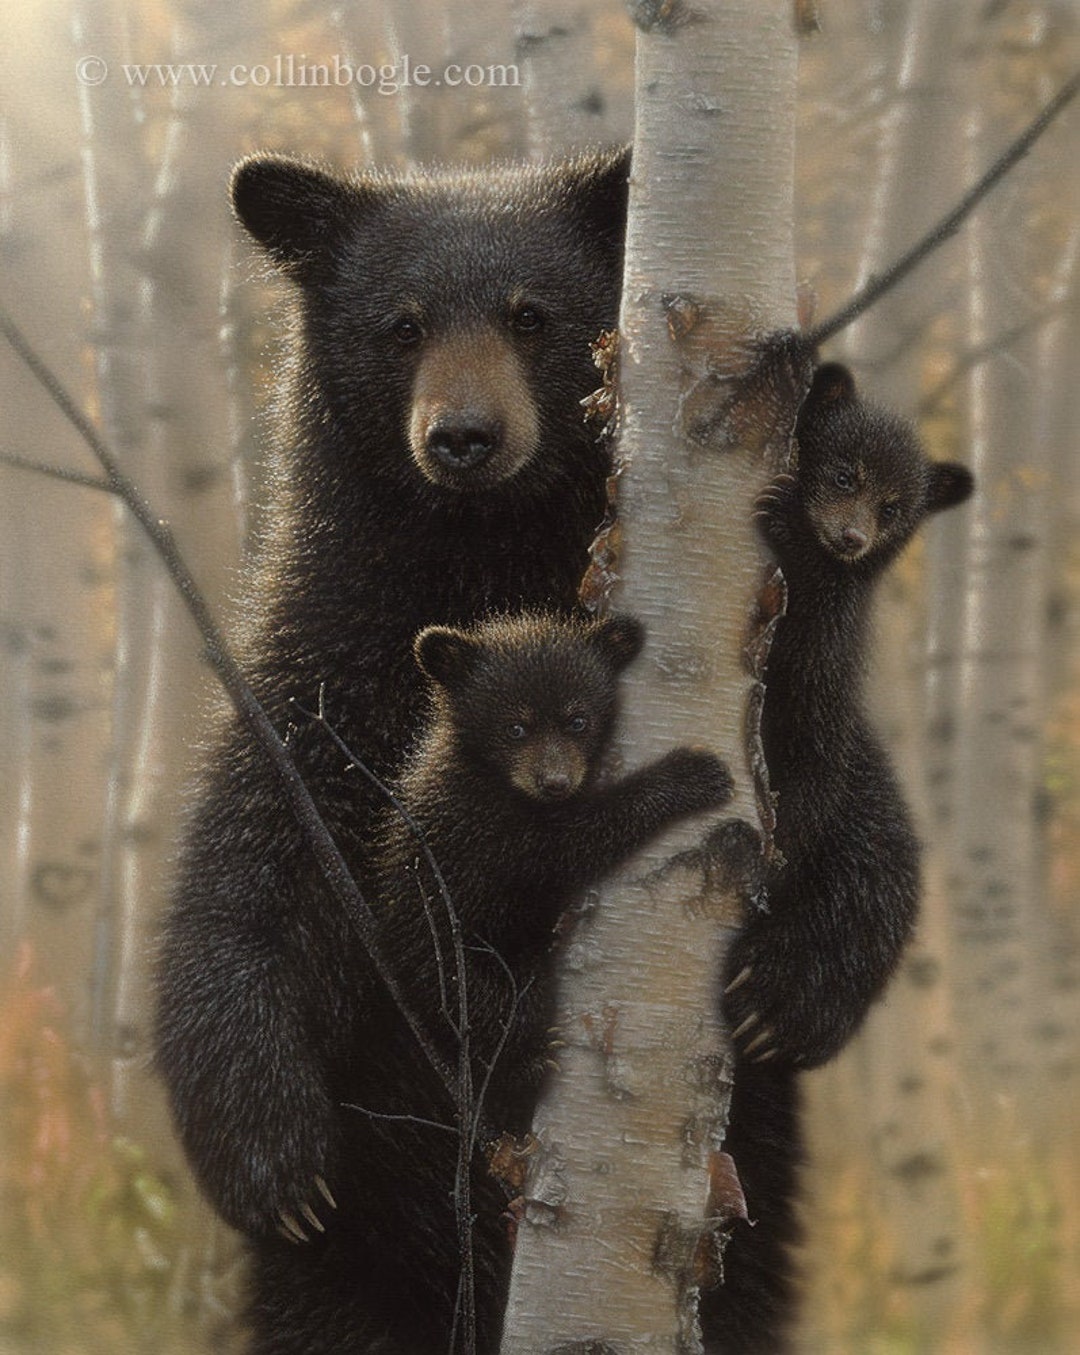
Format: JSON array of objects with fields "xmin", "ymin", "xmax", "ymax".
[
  {"xmin": 31, "ymin": 860, "xmax": 96, "ymax": 911},
  {"xmin": 687, "ymin": 1048, "xmax": 736, "ymax": 1097},
  {"xmin": 627, "ymin": 0, "xmax": 701, "ymax": 35},
  {"xmin": 653, "ymin": 1209, "xmax": 704, "ymax": 1281},
  {"xmin": 795, "ymin": 0, "xmax": 823, "ymax": 34}
]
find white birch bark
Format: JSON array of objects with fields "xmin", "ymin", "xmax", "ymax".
[{"xmin": 501, "ymin": 3, "xmax": 798, "ymax": 1349}]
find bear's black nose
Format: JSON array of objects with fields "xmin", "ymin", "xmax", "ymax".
[
  {"xmin": 427, "ymin": 418, "xmax": 501, "ymax": 471},
  {"xmin": 839, "ymin": 526, "xmax": 869, "ymax": 554},
  {"xmin": 536, "ymin": 771, "xmax": 574, "ymax": 801}
]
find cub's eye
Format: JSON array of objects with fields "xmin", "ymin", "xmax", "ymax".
[
  {"xmin": 392, "ymin": 316, "xmax": 423, "ymax": 347},
  {"xmin": 566, "ymin": 715, "xmax": 589, "ymax": 734},
  {"xmin": 833, "ymin": 469, "xmax": 856, "ymax": 491},
  {"xmin": 879, "ymin": 501, "xmax": 900, "ymax": 524},
  {"xmin": 509, "ymin": 303, "xmax": 544, "ymax": 334},
  {"xmin": 507, "ymin": 723, "xmax": 528, "ymax": 741}
]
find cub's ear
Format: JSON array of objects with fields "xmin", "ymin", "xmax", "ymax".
[
  {"xmin": 805, "ymin": 362, "xmax": 857, "ymax": 409},
  {"xmin": 230, "ymin": 154, "xmax": 370, "ymax": 271},
  {"xmin": 594, "ymin": 614, "xmax": 645, "ymax": 672},
  {"xmin": 414, "ymin": 626, "xmax": 479, "ymax": 689},
  {"xmin": 926, "ymin": 461, "xmax": 975, "ymax": 515},
  {"xmin": 562, "ymin": 146, "xmax": 631, "ymax": 259}
]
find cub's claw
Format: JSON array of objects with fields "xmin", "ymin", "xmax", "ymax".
[
  {"xmin": 300, "ymin": 1202, "xmax": 326, "ymax": 1234},
  {"xmin": 724, "ymin": 965, "xmax": 753, "ymax": 996},
  {"xmin": 278, "ymin": 1210, "xmax": 309, "ymax": 1244},
  {"xmin": 730, "ymin": 1013, "xmax": 759, "ymax": 1041},
  {"xmin": 727, "ymin": 1005, "xmax": 779, "ymax": 1062},
  {"xmin": 743, "ymin": 1026, "xmax": 775, "ymax": 1057},
  {"xmin": 315, "ymin": 1175, "xmax": 338, "ymax": 1210}
]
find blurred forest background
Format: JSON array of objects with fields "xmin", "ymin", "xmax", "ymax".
[{"xmin": 0, "ymin": 0, "xmax": 1077, "ymax": 1351}]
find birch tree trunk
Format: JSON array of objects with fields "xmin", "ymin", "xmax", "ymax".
[{"xmin": 501, "ymin": 3, "xmax": 800, "ymax": 1349}]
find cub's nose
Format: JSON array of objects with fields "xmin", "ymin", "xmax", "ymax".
[
  {"xmin": 426, "ymin": 417, "xmax": 501, "ymax": 471},
  {"xmin": 839, "ymin": 526, "xmax": 869, "ymax": 555},
  {"xmin": 536, "ymin": 769, "xmax": 574, "ymax": 801}
]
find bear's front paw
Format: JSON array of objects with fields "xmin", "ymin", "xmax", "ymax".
[
  {"xmin": 659, "ymin": 748, "xmax": 735, "ymax": 814},
  {"xmin": 721, "ymin": 925, "xmax": 859, "ymax": 1069},
  {"xmin": 205, "ymin": 1083, "xmax": 341, "ymax": 1241}
]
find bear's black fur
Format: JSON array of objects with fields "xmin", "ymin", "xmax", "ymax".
[
  {"xmin": 703, "ymin": 364, "xmax": 973, "ymax": 1353},
  {"xmin": 225, "ymin": 149, "xmax": 630, "ymax": 787}
]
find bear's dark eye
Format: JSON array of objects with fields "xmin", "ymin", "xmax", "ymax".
[
  {"xmin": 509, "ymin": 303, "xmax": 544, "ymax": 334},
  {"xmin": 507, "ymin": 723, "xmax": 528, "ymax": 741},
  {"xmin": 833, "ymin": 468, "xmax": 856, "ymax": 491},
  {"xmin": 566, "ymin": 715, "xmax": 589, "ymax": 734},
  {"xmin": 392, "ymin": 316, "xmax": 423, "ymax": 347},
  {"xmin": 879, "ymin": 500, "xmax": 900, "ymax": 524}
]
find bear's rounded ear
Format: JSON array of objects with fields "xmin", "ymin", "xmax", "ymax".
[
  {"xmin": 926, "ymin": 461, "xmax": 974, "ymax": 515},
  {"xmin": 230, "ymin": 154, "xmax": 367, "ymax": 271},
  {"xmin": 805, "ymin": 362, "xmax": 857, "ymax": 409},
  {"xmin": 563, "ymin": 146, "xmax": 631, "ymax": 258},
  {"xmin": 594, "ymin": 614, "xmax": 645, "ymax": 671},
  {"xmin": 414, "ymin": 626, "xmax": 478, "ymax": 689}
]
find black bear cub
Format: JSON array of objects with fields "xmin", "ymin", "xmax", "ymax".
[
  {"xmin": 703, "ymin": 362, "xmax": 973, "ymax": 1355},
  {"xmin": 722, "ymin": 361, "xmax": 975, "ymax": 1070},
  {"xmin": 373, "ymin": 611, "xmax": 735, "ymax": 1127},
  {"xmin": 247, "ymin": 610, "xmax": 733, "ymax": 1355}
]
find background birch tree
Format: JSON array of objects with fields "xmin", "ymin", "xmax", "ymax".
[{"xmin": 1, "ymin": 1, "xmax": 1078, "ymax": 1352}]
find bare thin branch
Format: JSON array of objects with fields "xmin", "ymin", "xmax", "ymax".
[
  {"xmin": 0, "ymin": 452, "xmax": 112, "ymax": 493},
  {"xmin": 917, "ymin": 296, "xmax": 1079, "ymax": 416},
  {"xmin": 292, "ymin": 700, "xmax": 480, "ymax": 1354},
  {"xmin": 0, "ymin": 302, "xmax": 459, "ymax": 1114},
  {"xmin": 808, "ymin": 71, "xmax": 1080, "ymax": 348},
  {"xmin": 413, "ymin": 872, "xmax": 456, "ymax": 1035},
  {"xmin": 468, "ymin": 937, "xmax": 537, "ymax": 1145},
  {"xmin": 341, "ymin": 1104, "xmax": 458, "ymax": 1135}
]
